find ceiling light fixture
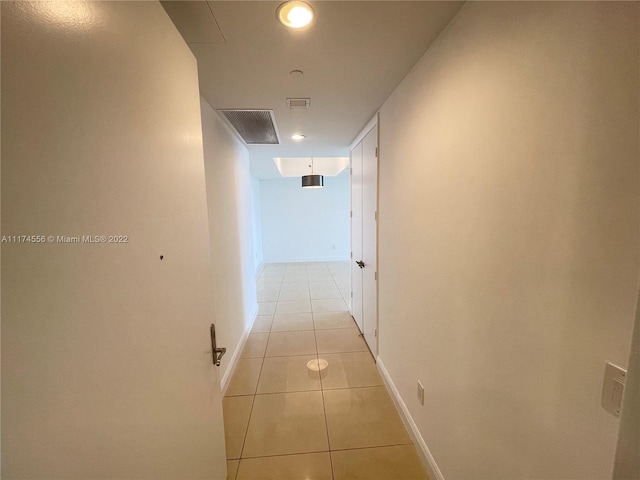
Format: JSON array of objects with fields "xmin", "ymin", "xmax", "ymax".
[
  {"xmin": 302, "ymin": 158, "xmax": 323, "ymax": 189},
  {"xmin": 277, "ymin": 1, "xmax": 314, "ymax": 29},
  {"xmin": 291, "ymin": 134, "xmax": 305, "ymax": 141}
]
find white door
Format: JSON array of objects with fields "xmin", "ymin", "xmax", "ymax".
[
  {"xmin": 1, "ymin": 2, "xmax": 227, "ymax": 478},
  {"xmin": 350, "ymin": 120, "xmax": 378, "ymax": 356},
  {"xmin": 361, "ymin": 127, "xmax": 379, "ymax": 355},
  {"xmin": 351, "ymin": 142, "xmax": 364, "ymax": 332}
]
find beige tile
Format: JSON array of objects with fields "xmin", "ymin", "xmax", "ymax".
[
  {"xmin": 223, "ymin": 396, "xmax": 253, "ymax": 459},
  {"xmin": 315, "ymin": 328, "xmax": 368, "ymax": 354},
  {"xmin": 283, "ymin": 273, "xmax": 309, "ymax": 282},
  {"xmin": 251, "ymin": 315, "xmax": 273, "ymax": 334},
  {"xmin": 236, "ymin": 452, "xmax": 332, "ymax": 480},
  {"xmin": 271, "ymin": 313, "xmax": 314, "ymax": 332},
  {"xmin": 262, "ymin": 265, "xmax": 285, "ymax": 272},
  {"xmin": 306, "ymin": 262, "xmax": 328, "ymax": 270},
  {"xmin": 261, "ymin": 270, "xmax": 284, "ymax": 279},
  {"xmin": 318, "ymin": 352, "xmax": 382, "ymax": 390},
  {"xmin": 257, "ymin": 278, "xmax": 281, "ymax": 287},
  {"xmin": 331, "ymin": 445, "xmax": 429, "ymax": 480},
  {"xmin": 276, "ymin": 300, "xmax": 312, "ymax": 314},
  {"xmin": 310, "ymin": 286, "xmax": 342, "ymax": 299},
  {"xmin": 242, "ymin": 391, "xmax": 329, "ymax": 457},
  {"xmin": 266, "ymin": 331, "xmax": 317, "ymax": 357},
  {"xmin": 256, "ymin": 284, "xmax": 280, "ymax": 294},
  {"xmin": 258, "ymin": 302, "xmax": 277, "ymax": 315},
  {"xmin": 331, "ymin": 272, "xmax": 350, "ymax": 279},
  {"xmin": 277, "ymin": 288, "xmax": 311, "ymax": 301},
  {"xmin": 257, "ymin": 355, "xmax": 321, "ymax": 394},
  {"xmin": 313, "ymin": 311, "xmax": 356, "ymax": 330},
  {"xmin": 331, "ymin": 272, "xmax": 350, "ymax": 283},
  {"xmin": 257, "ymin": 289, "xmax": 280, "ymax": 302},
  {"xmin": 227, "ymin": 459, "xmax": 239, "ymax": 480},
  {"xmin": 311, "ymin": 298, "xmax": 348, "ymax": 313},
  {"xmin": 280, "ymin": 282, "xmax": 310, "ymax": 292},
  {"xmin": 241, "ymin": 333, "xmax": 269, "ymax": 358},
  {"xmin": 225, "ymin": 358, "xmax": 263, "ymax": 396},
  {"xmin": 257, "ymin": 283, "xmax": 281, "ymax": 294},
  {"xmin": 323, "ymin": 386, "xmax": 411, "ymax": 450},
  {"xmin": 308, "ymin": 281, "xmax": 336, "ymax": 289},
  {"xmin": 308, "ymin": 272, "xmax": 333, "ymax": 282},
  {"xmin": 285, "ymin": 264, "xmax": 307, "ymax": 272},
  {"xmin": 326, "ymin": 261, "xmax": 348, "ymax": 267},
  {"xmin": 286, "ymin": 264, "xmax": 307, "ymax": 269}
]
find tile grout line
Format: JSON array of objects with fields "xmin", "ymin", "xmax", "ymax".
[
  {"xmin": 237, "ymin": 442, "xmax": 415, "ymax": 461},
  {"xmin": 236, "ymin": 262, "xmax": 353, "ymax": 479},
  {"xmin": 312, "ymin": 294, "xmax": 336, "ymax": 480},
  {"xmin": 234, "ymin": 266, "xmax": 283, "ymax": 478}
]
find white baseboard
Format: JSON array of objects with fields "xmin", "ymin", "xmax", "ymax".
[
  {"xmin": 263, "ymin": 256, "xmax": 350, "ymax": 264},
  {"xmin": 376, "ymin": 356, "xmax": 445, "ymax": 480},
  {"xmin": 220, "ymin": 304, "xmax": 258, "ymax": 394}
]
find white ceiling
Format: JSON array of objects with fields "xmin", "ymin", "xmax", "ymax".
[
  {"xmin": 162, "ymin": 1, "xmax": 464, "ymax": 179},
  {"xmin": 274, "ymin": 156, "xmax": 350, "ymax": 177}
]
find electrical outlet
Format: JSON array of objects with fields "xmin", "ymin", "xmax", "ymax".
[{"xmin": 417, "ymin": 381, "xmax": 424, "ymax": 406}]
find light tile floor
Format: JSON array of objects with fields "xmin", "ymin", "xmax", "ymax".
[{"xmin": 224, "ymin": 262, "xmax": 429, "ymax": 480}]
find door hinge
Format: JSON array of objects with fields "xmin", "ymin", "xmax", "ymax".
[
  {"xmin": 375, "ymin": 272, "xmax": 377, "ymax": 281},
  {"xmin": 375, "ymin": 328, "xmax": 378, "ymax": 337},
  {"xmin": 375, "ymin": 211, "xmax": 378, "ymax": 221},
  {"xmin": 351, "ymin": 291, "xmax": 353, "ymax": 298},
  {"xmin": 350, "ymin": 251, "xmax": 353, "ymax": 258},
  {"xmin": 375, "ymin": 147, "xmax": 378, "ymax": 158},
  {"xmin": 350, "ymin": 167, "xmax": 353, "ymax": 175},
  {"xmin": 350, "ymin": 211, "xmax": 352, "ymax": 218}
]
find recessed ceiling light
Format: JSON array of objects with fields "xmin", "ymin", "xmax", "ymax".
[
  {"xmin": 277, "ymin": 1, "xmax": 314, "ymax": 29},
  {"xmin": 291, "ymin": 134, "xmax": 305, "ymax": 141}
]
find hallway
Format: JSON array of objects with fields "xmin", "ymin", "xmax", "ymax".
[
  {"xmin": 223, "ymin": 262, "xmax": 428, "ymax": 479},
  {"xmin": 3, "ymin": 2, "xmax": 638, "ymax": 478}
]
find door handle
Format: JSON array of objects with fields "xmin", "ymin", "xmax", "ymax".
[
  {"xmin": 210, "ymin": 324, "xmax": 226, "ymax": 367},
  {"xmin": 356, "ymin": 260, "xmax": 365, "ymax": 269}
]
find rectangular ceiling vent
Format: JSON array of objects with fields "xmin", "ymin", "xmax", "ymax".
[
  {"xmin": 218, "ymin": 109, "xmax": 279, "ymax": 145},
  {"xmin": 286, "ymin": 98, "xmax": 310, "ymax": 109}
]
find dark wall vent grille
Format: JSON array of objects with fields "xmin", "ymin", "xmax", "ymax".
[{"xmin": 218, "ymin": 109, "xmax": 279, "ymax": 145}]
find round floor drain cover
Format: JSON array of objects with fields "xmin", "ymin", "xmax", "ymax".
[{"xmin": 307, "ymin": 359, "xmax": 328, "ymax": 371}]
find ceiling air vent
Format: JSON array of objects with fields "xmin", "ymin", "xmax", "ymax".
[
  {"xmin": 218, "ymin": 109, "xmax": 279, "ymax": 145},
  {"xmin": 286, "ymin": 98, "xmax": 310, "ymax": 109}
]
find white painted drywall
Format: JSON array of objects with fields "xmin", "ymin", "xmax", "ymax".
[
  {"xmin": 377, "ymin": 2, "xmax": 639, "ymax": 479},
  {"xmin": 251, "ymin": 175, "xmax": 264, "ymax": 274},
  {"xmin": 260, "ymin": 177, "xmax": 350, "ymax": 263},
  {"xmin": 1, "ymin": 2, "xmax": 227, "ymax": 478},
  {"xmin": 201, "ymin": 98, "xmax": 258, "ymax": 384}
]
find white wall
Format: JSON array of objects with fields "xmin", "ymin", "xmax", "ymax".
[
  {"xmin": 260, "ymin": 177, "xmax": 350, "ymax": 263},
  {"xmin": 1, "ymin": 2, "xmax": 227, "ymax": 477},
  {"xmin": 377, "ymin": 2, "xmax": 639, "ymax": 479},
  {"xmin": 251, "ymin": 175, "xmax": 264, "ymax": 274},
  {"xmin": 201, "ymin": 98, "xmax": 258, "ymax": 385}
]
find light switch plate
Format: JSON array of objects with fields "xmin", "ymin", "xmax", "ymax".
[{"xmin": 601, "ymin": 361, "xmax": 626, "ymax": 417}]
